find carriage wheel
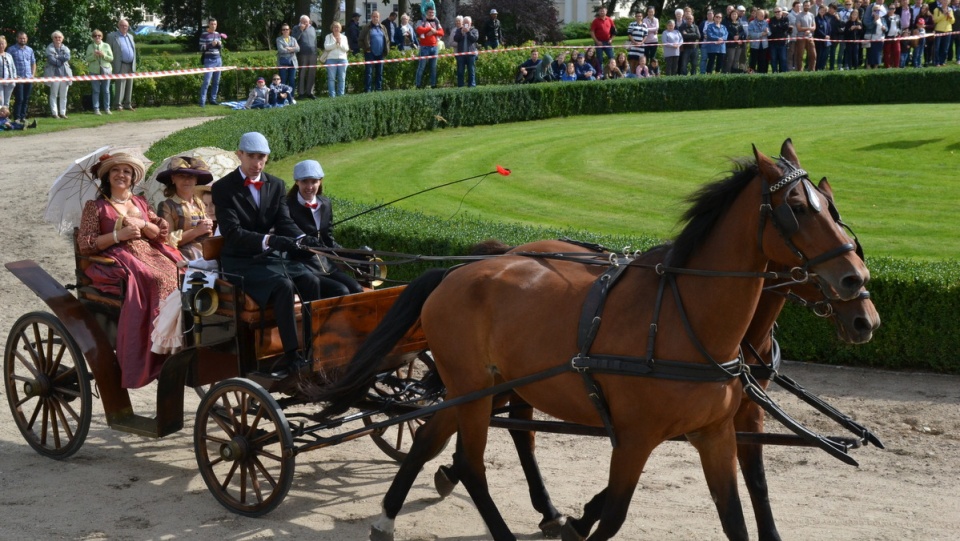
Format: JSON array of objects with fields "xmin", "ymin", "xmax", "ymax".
[
  {"xmin": 363, "ymin": 351, "xmax": 447, "ymax": 463},
  {"xmin": 3, "ymin": 311, "xmax": 92, "ymax": 459},
  {"xmin": 194, "ymin": 378, "xmax": 295, "ymax": 517}
]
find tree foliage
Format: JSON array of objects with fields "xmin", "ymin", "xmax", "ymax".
[
  {"xmin": 207, "ymin": 0, "xmax": 296, "ymax": 50},
  {"xmin": 460, "ymin": 0, "xmax": 564, "ymax": 45},
  {"xmin": 1, "ymin": 0, "xmax": 157, "ymax": 52}
]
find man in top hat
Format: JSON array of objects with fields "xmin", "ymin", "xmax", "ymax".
[{"xmin": 212, "ymin": 132, "xmax": 324, "ymax": 374}]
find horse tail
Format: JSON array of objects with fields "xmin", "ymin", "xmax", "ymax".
[
  {"xmin": 468, "ymin": 238, "xmax": 513, "ymax": 255},
  {"xmin": 312, "ymin": 267, "xmax": 448, "ymax": 417}
]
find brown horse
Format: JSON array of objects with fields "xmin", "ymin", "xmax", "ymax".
[
  {"xmin": 434, "ymin": 222, "xmax": 881, "ymax": 540},
  {"xmin": 317, "ymin": 140, "xmax": 869, "ymax": 541}
]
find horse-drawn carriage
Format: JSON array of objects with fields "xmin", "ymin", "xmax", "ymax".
[
  {"xmin": 5, "ymin": 140, "xmax": 883, "ymax": 540},
  {"xmin": 4, "ymin": 231, "xmax": 439, "ymax": 516}
]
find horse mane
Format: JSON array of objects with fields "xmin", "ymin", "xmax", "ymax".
[{"xmin": 667, "ymin": 158, "xmax": 758, "ymax": 267}]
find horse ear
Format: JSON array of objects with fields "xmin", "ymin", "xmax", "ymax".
[
  {"xmin": 780, "ymin": 138, "xmax": 800, "ymax": 168},
  {"xmin": 818, "ymin": 176, "xmax": 833, "ymax": 197},
  {"xmin": 753, "ymin": 144, "xmax": 781, "ymax": 182}
]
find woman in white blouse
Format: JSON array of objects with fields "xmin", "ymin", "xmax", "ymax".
[{"xmin": 323, "ymin": 21, "xmax": 350, "ymax": 97}]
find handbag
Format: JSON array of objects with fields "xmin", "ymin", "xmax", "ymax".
[{"xmin": 319, "ymin": 50, "xmax": 330, "ymax": 63}]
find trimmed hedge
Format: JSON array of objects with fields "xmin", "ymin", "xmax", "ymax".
[{"xmin": 147, "ymin": 73, "xmax": 960, "ymax": 374}]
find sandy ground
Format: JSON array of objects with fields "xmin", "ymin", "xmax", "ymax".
[{"xmin": 1, "ymin": 120, "xmax": 959, "ymax": 540}]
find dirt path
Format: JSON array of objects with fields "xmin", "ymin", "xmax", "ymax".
[{"xmin": 0, "ymin": 120, "xmax": 957, "ymax": 540}]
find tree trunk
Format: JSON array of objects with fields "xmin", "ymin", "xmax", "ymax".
[
  {"xmin": 294, "ymin": 0, "xmax": 312, "ymax": 19},
  {"xmin": 320, "ymin": 0, "xmax": 338, "ymax": 39},
  {"xmin": 346, "ymin": 0, "xmax": 357, "ymax": 18},
  {"xmin": 399, "ymin": 0, "xmax": 410, "ymax": 16},
  {"xmin": 439, "ymin": 0, "xmax": 458, "ymax": 44}
]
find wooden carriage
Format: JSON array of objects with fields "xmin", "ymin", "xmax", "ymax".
[{"xmin": 4, "ymin": 233, "xmax": 433, "ymax": 514}]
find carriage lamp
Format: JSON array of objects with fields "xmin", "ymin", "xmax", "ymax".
[
  {"xmin": 358, "ymin": 246, "xmax": 387, "ymax": 288},
  {"xmin": 182, "ymin": 271, "xmax": 219, "ymax": 317}
]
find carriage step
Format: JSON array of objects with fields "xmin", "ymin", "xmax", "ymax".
[
  {"xmin": 108, "ymin": 413, "xmax": 162, "ymax": 438},
  {"xmin": 246, "ymin": 371, "xmax": 303, "ymax": 395}
]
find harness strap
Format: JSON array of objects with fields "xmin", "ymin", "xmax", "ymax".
[
  {"xmin": 577, "ymin": 262, "xmax": 631, "ymax": 352},
  {"xmin": 644, "ymin": 274, "xmax": 669, "ymax": 361},
  {"xmin": 666, "ymin": 272, "xmax": 744, "ymax": 378},
  {"xmin": 573, "ymin": 355, "xmax": 741, "ymax": 382},
  {"xmin": 575, "ymin": 369, "xmax": 619, "ymax": 447}
]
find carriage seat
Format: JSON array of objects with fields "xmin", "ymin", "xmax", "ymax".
[
  {"xmin": 72, "ymin": 228, "xmax": 124, "ymax": 309},
  {"xmin": 200, "ymin": 236, "xmax": 304, "ymax": 325}
]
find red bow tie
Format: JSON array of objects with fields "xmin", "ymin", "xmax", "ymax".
[
  {"xmin": 304, "ymin": 202, "xmax": 318, "ymax": 209},
  {"xmin": 245, "ymin": 178, "xmax": 263, "ymax": 190}
]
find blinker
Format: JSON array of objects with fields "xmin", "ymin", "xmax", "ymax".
[
  {"xmin": 803, "ymin": 180, "xmax": 821, "ymax": 212},
  {"xmin": 773, "ymin": 203, "xmax": 799, "ymax": 237}
]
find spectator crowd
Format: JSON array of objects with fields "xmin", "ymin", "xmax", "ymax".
[
  {"xmin": 538, "ymin": 0, "xmax": 960, "ymax": 81},
  {"xmin": 3, "ymin": 2, "xmax": 958, "ymax": 124}
]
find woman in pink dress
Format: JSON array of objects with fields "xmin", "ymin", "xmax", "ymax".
[{"xmin": 77, "ymin": 153, "xmax": 183, "ymax": 388}]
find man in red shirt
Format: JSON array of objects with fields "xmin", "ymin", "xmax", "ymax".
[
  {"xmin": 591, "ymin": 7, "xmax": 617, "ymax": 64},
  {"xmin": 415, "ymin": 7, "xmax": 445, "ymax": 88}
]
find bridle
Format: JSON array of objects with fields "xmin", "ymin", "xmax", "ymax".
[{"xmin": 758, "ymin": 157, "xmax": 858, "ymax": 283}]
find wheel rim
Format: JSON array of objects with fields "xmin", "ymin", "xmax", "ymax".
[
  {"xmin": 4, "ymin": 312, "xmax": 92, "ymax": 459},
  {"xmin": 194, "ymin": 378, "xmax": 294, "ymax": 517},
  {"xmin": 364, "ymin": 351, "xmax": 446, "ymax": 462}
]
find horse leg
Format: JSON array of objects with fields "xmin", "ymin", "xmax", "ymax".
[
  {"xmin": 687, "ymin": 422, "xmax": 750, "ymax": 541},
  {"xmin": 735, "ymin": 398, "xmax": 782, "ymax": 541},
  {"xmin": 371, "ymin": 408, "xmax": 459, "ymax": 541},
  {"xmin": 560, "ymin": 488, "xmax": 607, "ymax": 541},
  {"xmin": 507, "ymin": 399, "xmax": 565, "ymax": 537},
  {"xmin": 451, "ymin": 397, "xmax": 517, "ymax": 541},
  {"xmin": 582, "ymin": 443, "xmax": 653, "ymax": 541},
  {"xmin": 435, "ymin": 397, "xmax": 564, "ymax": 537}
]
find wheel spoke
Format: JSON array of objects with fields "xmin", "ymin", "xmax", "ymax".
[
  {"xmin": 26, "ymin": 396, "xmax": 44, "ymax": 429},
  {"xmin": 30, "ymin": 323, "xmax": 48, "ymax": 373},
  {"xmin": 48, "ymin": 398, "xmax": 63, "ymax": 449},
  {"xmin": 49, "ymin": 397, "xmax": 75, "ymax": 442},
  {"xmin": 209, "ymin": 407, "xmax": 236, "ymax": 436},
  {"xmin": 44, "ymin": 326, "xmax": 55, "ymax": 373},
  {"xmin": 219, "ymin": 459, "xmax": 241, "ymax": 492},
  {"xmin": 49, "ymin": 338, "xmax": 67, "ymax": 376},
  {"xmin": 40, "ymin": 400, "xmax": 50, "ymax": 447},
  {"xmin": 12, "ymin": 337, "xmax": 41, "ymax": 379},
  {"xmin": 247, "ymin": 461, "xmax": 267, "ymax": 504},
  {"xmin": 52, "ymin": 393, "xmax": 81, "ymax": 428}
]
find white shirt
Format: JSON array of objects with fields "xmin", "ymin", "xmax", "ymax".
[{"xmin": 238, "ymin": 169, "xmax": 269, "ymax": 251}]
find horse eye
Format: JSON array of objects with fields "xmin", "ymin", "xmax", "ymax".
[{"xmin": 791, "ymin": 204, "xmax": 807, "ymax": 215}]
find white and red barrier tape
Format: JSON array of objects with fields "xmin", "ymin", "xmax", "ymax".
[{"xmin": 6, "ymin": 31, "xmax": 956, "ymax": 85}]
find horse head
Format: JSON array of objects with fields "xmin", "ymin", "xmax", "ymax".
[{"xmin": 753, "ymin": 139, "xmax": 869, "ymax": 301}]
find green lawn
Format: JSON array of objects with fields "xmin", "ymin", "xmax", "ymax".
[{"xmin": 270, "ymin": 104, "xmax": 960, "ymax": 261}]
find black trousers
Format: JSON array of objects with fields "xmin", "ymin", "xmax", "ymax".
[{"xmin": 222, "ymin": 255, "xmax": 322, "ymax": 355}]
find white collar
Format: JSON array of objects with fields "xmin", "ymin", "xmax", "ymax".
[{"xmin": 297, "ymin": 193, "xmax": 319, "ymax": 207}]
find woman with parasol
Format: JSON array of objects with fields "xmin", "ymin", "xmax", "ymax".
[
  {"xmin": 156, "ymin": 156, "xmax": 216, "ymax": 262},
  {"xmin": 77, "ymin": 153, "xmax": 184, "ymax": 388}
]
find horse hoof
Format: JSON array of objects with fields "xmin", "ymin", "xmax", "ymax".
[
  {"xmin": 559, "ymin": 521, "xmax": 586, "ymax": 541},
  {"xmin": 434, "ymin": 465, "xmax": 457, "ymax": 498},
  {"xmin": 370, "ymin": 525, "xmax": 394, "ymax": 541},
  {"xmin": 539, "ymin": 516, "xmax": 566, "ymax": 538}
]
